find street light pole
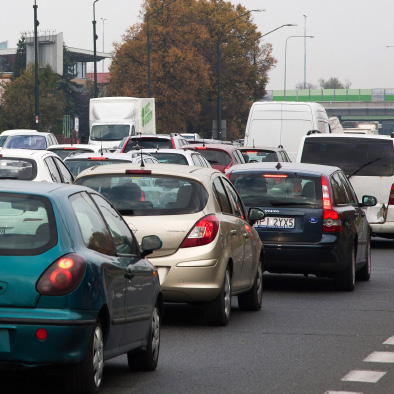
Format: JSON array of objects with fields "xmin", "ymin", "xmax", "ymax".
[
  {"xmin": 146, "ymin": 0, "xmax": 177, "ymax": 98},
  {"xmin": 303, "ymin": 15, "xmax": 307, "ymax": 89},
  {"xmin": 261, "ymin": 23, "xmax": 297, "ymax": 38},
  {"xmin": 33, "ymin": 0, "xmax": 40, "ymax": 131},
  {"xmin": 217, "ymin": 9, "xmax": 265, "ymax": 140},
  {"xmin": 284, "ymin": 35, "xmax": 314, "ymax": 100},
  {"xmin": 101, "ymin": 17, "xmax": 107, "ymax": 73},
  {"xmin": 93, "ymin": 0, "xmax": 99, "ymax": 98}
]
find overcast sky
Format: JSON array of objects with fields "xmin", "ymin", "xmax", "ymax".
[{"xmin": 3, "ymin": 1, "xmax": 394, "ymax": 90}]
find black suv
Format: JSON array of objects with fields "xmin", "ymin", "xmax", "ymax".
[{"xmin": 227, "ymin": 162, "xmax": 377, "ymax": 291}]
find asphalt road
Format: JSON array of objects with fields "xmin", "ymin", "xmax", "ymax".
[{"xmin": 4, "ymin": 237, "xmax": 394, "ymax": 394}]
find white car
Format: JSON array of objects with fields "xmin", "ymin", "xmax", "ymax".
[
  {"xmin": 0, "ymin": 129, "xmax": 39, "ymax": 149},
  {"xmin": 2, "ymin": 132, "xmax": 58, "ymax": 150},
  {"xmin": 63, "ymin": 151, "xmax": 160, "ymax": 177},
  {"xmin": 0, "ymin": 149, "xmax": 74, "ymax": 183},
  {"xmin": 46, "ymin": 144, "xmax": 111, "ymax": 160},
  {"xmin": 140, "ymin": 148, "xmax": 212, "ymax": 167}
]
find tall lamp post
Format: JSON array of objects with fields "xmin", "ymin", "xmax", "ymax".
[
  {"xmin": 33, "ymin": 0, "xmax": 40, "ymax": 131},
  {"xmin": 93, "ymin": 0, "xmax": 99, "ymax": 98},
  {"xmin": 284, "ymin": 35, "xmax": 314, "ymax": 100},
  {"xmin": 261, "ymin": 23, "xmax": 297, "ymax": 38},
  {"xmin": 303, "ymin": 15, "xmax": 307, "ymax": 89},
  {"xmin": 101, "ymin": 17, "xmax": 107, "ymax": 73},
  {"xmin": 217, "ymin": 9, "xmax": 264, "ymax": 140},
  {"xmin": 146, "ymin": 0, "xmax": 177, "ymax": 98}
]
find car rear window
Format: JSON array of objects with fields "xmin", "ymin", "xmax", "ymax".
[
  {"xmin": 0, "ymin": 193, "xmax": 57, "ymax": 255},
  {"xmin": 301, "ymin": 137, "xmax": 394, "ymax": 176},
  {"xmin": 90, "ymin": 125, "xmax": 130, "ymax": 141},
  {"xmin": 242, "ymin": 150, "xmax": 278, "ymax": 163},
  {"xmin": 0, "ymin": 158, "xmax": 37, "ymax": 180},
  {"xmin": 230, "ymin": 172, "xmax": 322, "ymax": 208},
  {"xmin": 125, "ymin": 138, "xmax": 172, "ymax": 151},
  {"xmin": 194, "ymin": 149, "xmax": 231, "ymax": 166},
  {"xmin": 75, "ymin": 174, "xmax": 208, "ymax": 215},
  {"xmin": 65, "ymin": 159, "xmax": 131, "ymax": 177},
  {"xmin": 151, "ymin": 153, "xmax": 188, "ymax": 165},
  {"xmin": 49, "ymin": 148, "xmax": 95, "ymax": 160},
  {"xmin": 3, "ymin": 135, "xmax": 47, "ymax": 149}
]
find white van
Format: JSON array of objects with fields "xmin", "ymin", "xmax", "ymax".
[
  {"xmin": 296, "ymin": 133, "xmax": 394, "ymax": 241},
  {"xmin": 243, "ymin": 101, "xmax": 330, "ymax": 161}
]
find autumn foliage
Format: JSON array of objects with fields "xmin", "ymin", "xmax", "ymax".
[{"xmin": 109, "ymin": 0, "xmax": 276, "ymax": 139}]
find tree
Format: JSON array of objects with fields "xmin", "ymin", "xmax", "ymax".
[
  {"xmin": 318, "ymin": 77, "xmax": 352, "ymax": 89},
  {"xmin": 109, "ymin": 0, "xmax": 276, "ymax": 139},
  {"xmin": 12, "ymin": 36, "xmax": 27, "ymax": 80},
  {"xmin": 0, "ymin": 64, "xmax": 65, "ymax": 131},
  {"xmin": 295, "ymin": 82, "xmax": 317, "ymax": 90}
]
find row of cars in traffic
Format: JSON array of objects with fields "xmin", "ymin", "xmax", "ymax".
[{"xmin": 0, "ymin": 128, "xmax": 389, "ymax": 393}]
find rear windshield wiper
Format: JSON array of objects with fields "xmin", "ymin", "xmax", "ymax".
[
  {"xmin": 347, "ymin": 156, "xmax": 385, "ymax": 179},
  {"xmin": 118, "ymin": 209, "xmax": 134, "ymax": 216}
]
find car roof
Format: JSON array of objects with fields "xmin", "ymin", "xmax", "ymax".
[
  {"xmin": 239, "ymin": 146, "xmax": 285, "ymax": 152},
  {"xmin": 0, "ymin": 149, "xmax": 59, "ymax": 159},
  {"xmin": 227, "ymin": 162, "xmax": 340, "ymax": 176},
  {"xmin": 0, "ymin": 179, "xmax": 89, "ymax": 195},
  {"xmin": 1, "ymin": 129, "xmax": 39, "ymax": 136},
  {"xmin": 64, "ymin": 152, "xmax": 152, "ymax": 161},
  {"xmin": 138, "ymin": 148, "xmax": 197, "ymax": 156},
  {"xmin": 75, "ymin": 162, "xmax": 222, "ymax": 184},
  {"xmin": 303, "ymin": 133, "xmax": 392, "ymax": 140},
  {"xmin": 188, "ymin": 143, "xmax": 240, "ymax": 152},
  {"xmin": 47, "ymin": 144, "xmax": 104, "ymax": 150}
]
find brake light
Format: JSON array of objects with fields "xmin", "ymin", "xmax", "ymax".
[
  {"xmin": 36, "ymin": 254, "xmax": 86, "ymax": 295},
  {"xmin": 264, "ymin": 174, "xmax": 288, "ymax": 178},
  {"xmin": 389, "ymin": 184, "xmax": 394, "ymax": 205},
  {"xmin": 140, "ymin": 190, "xmax": 145, "ymax": 201},
  {"xmin": 246, "ymin": 151, "xmax": 258, "ymax": 154},
  {"xmin": 63, "ymin": 147, "xmax": 76, "ymax": 150},
  {"xmin": 321, "ymin": 175, "xmax": 341, "ymax": 232},
  {"xmin": 125, "ymin": 169, "xmax": 152, "ymax": 175},
  {"xmin": 88, "ymin": 157, "xmax": 108, "ymax": 160},
  {"xmin": 171, "ymin": 138, "xmax": 176, "ymax": 149},
  {"xmin": 180, "ymin": 215, "xmax": 219, "ymax": 248},
  {"xmin": 225, "ymin": 171, "xmax": 231, "ymax": 179},
  {"xmin": 224, "ymin": 163, "xmax": 232, "ymax": 172},
  {"xmin": 195, "ymin": 147, "xmax": 207, "ymax": 150}
]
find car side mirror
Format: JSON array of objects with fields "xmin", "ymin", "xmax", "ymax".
[
  {"xmin": 141, "ymin": 235, "xmax": 162, "ymax": 257},
  {"xmin": 360, "ymin": 195, "xmax": 377, "ymax": 207},
  {"xmin": 248, "ymin": 207, "xmax": 265, "ymax": 226}
]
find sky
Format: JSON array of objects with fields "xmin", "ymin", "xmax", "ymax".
[{"xmin": 2, "ymin": 1, "xmax": 394, "ymax": 90}]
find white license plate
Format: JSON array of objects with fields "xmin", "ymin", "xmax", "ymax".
[{"xmin": 255, "ymin": 217, "xmax": 295, "ymax": 229}]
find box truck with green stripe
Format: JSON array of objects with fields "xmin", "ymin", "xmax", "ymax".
[{"xmin": 89, "ymin": 97, "xmax": 155, "ymax": 151}]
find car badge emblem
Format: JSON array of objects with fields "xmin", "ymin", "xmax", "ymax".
[{"xmin": 309, "ymin": 217, "xmax": 318, "ymax": 224}]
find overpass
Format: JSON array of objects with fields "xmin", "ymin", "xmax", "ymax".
[{"xmin": 264, "ymin": 88, "xmax": 394, "ymax": 134}]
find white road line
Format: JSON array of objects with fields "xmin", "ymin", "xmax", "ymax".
[
  {"xmin": 324, "ymin": 391, "xmax": 363, "ymax": 394},
  {"xmin": 383, "ymin": 336, "xmax": 394, "ymax": 345},
  {"xmin": 364, "ymin": 351, "xmax": 394, "ymax": 363},
  {"xmin": 341, "ymin": 370, "xmax": 386, "ymax": 383}
]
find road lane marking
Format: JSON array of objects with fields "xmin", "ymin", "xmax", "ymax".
[
  {"xmin": 364, "ymin": 351, "xmax": 394, "ymax": 363},
  {"xmin": 341, "ymin": 370, "xmax": 386, "ymax": 383},
  {"xmin": 383, "ymin": 336, "xmax": 394, "ymax": 345},
  {"xmin": 324, "ymin": 391, "xmax": 363, "ymax": 394}
]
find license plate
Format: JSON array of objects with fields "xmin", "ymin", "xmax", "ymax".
[
  {"xmin": 0, "ymin": 329, "xmax": 10, "ymax": 352},
  {"xmin": 255, "ymin": 217, "xmax": 295, "ymax": 229}
]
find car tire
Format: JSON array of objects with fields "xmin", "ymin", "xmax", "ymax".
[
  {"xmin": 335, "ymin": 247, "xmax": 355, "ymax": 291},
  {"xmin": 66, "ymin": 321, "xmax": 104, "ymax": 394},
  {"xmin": 127, "ymin": 304, "xmax": 160, "ymax": 371},
  {"xmin": 204, "ymin": 266, "xmax": 232, "ymax": 326},
  {"xmin": 356, "ymin": 235, "xmax": 371, "ymax": 281},
  {"xmin": 238, "ymin": 260, "xmax": 263, "ymax": 311}
]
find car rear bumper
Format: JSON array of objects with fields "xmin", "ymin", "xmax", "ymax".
[{"xmin": 0, "ymin": 308, "xmax": 96, "ymax": 366}]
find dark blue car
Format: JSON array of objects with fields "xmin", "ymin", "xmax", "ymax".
[
  {"xmin": 0, "ymin": 181, "xmax": 162, "ymax": 393},
  {"xmin": 227, "ymin": 162, "xmax": 377, "ymax": 291}
]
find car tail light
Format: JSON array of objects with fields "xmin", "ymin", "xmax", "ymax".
[
  {"xmin": 225, "ymin": 171, "xmax": 231, "ymax": 179},
  {"xmin": 125, "ymin": 169, "xmax": 152, "ymax": 175},
  {"xmin": 36, "ymin": 254, "xmax": 86, "ymax": 296},
  {"xmin": 246, "ymin": 151, "xmax": 258, "ymax": 154},
  {"xmin": 88, "ymin": 157, "xmax": 108, "ymax": 160},
  {"xmin": 321, "ymin": 175, "xmax": 341, "ymax": 232},
  {"xmin": 224, "ymin": 163, "xmax": 232, "ymax": 172},
  {"xmin": 171, "ymin": 138, "xmax": 176, "ymax": 149},
  {"xmin": 140, "ymin": 190, "xmax": 145, "ymax": 201},
  {"xmin": 263, "ymin": 174, "xmax": 288, "ymax": 178},
  {"xmin": 195, "ymin": 147, "xmax": 207, "ymax": 150},
  {"xmin": 180, "ymin": 214, "xmax": 219, "ymax": 248},
  {"xmin": 63, "ymin": 147, "xmax": 76, "ymax": 150},
  {"xmin": 389, "ymin": 184, "xmax": 394, "ymax": 205}
]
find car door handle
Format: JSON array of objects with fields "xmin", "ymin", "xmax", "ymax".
[
  {"xmin": 124, "ymin": 272, "xmax": 134, "ymax": 280},
  {"xmin": 230, "ymin": 229, "xmax": 237, "ymax": 236}
]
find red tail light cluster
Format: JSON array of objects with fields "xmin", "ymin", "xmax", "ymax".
[
  {"xmin": 389, "ymin": 184, "xmax": 394, "ymax": 205},
  {"xmin": 36, "ymin": 254, "xmax": 86, "ymax": 296},
  {"xmin": 180, "ymin": 215, "xmax": 219, "ymax": 248},
  {"xmin": 321, "ymin": 176, "xmax": 341, "ymax": 233}
]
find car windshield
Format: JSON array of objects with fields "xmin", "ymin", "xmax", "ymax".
[
  {"xmin": 0, "ymin": 192, "xmax": 57, "ymax": 255},
  {"xmin": 151, "ymin": 153, "xmax": 188, "ymax": 165},
  {"xmin": 230, "ymin": 172, "xmax": 322, "ymax": 208},
  {"xmin": 0, "ymin": 135, "xmax": 9, "ymax": 147},
  {"xmin": 0, "ymin": 158, "xmax": 36, "ymax": 180},
  {"xmin": 195, "ymin": 149, "xmax": 231, "ymax": 166},
  {"xmin": 242, "ymin": 150, "xmax": 278, "ymax": 163},
  {"xmin": 75, "ymin": 174, "xmax": 209, "ymax": 215},
  {"xmin": 3, "ymin": 135, "xmax": 47, "ymax": 149},
  {"xmin": 65, "ymin": 159, "xmax": 131, "ymax": 177},
  {"xmin": 124, "ymin": 138, "xmax": 172, "ymax": 151},
  {"xmin": 90, "ymin": 125, "xmax": 130, "ymax": 141},
  {"xmin": 301, "ymin": 137, "xmax": 394, "ymax": 176}
]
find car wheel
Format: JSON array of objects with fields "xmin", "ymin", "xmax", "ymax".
[
  {"xmin": 127, "ymin": 304, "xmax": 160, "ymax": 371},
  {"xmin": 335, "ymin": 247, "xmax": 355, "ymax": 291},
  {"xmin": 356, "ymin": 235, "xmax": 371, "ymax": 281},
  {"xmin": 204, "ymin": 266, "xmax": 232, "ymax": 326},
  {"xmin": 66, "ymin": 321, "xmax": 104, "ymax": 394},
  {"xmin": 238, "ymin": 260, "xmax": 263, "ymax": 311}
]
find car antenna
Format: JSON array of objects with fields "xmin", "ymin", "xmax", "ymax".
[
  {"xmin": 140, "ymin": 145, "xmax": 145, "ymax": 168},
  {"xmin": 100, "ymin": 132, "xmax": 103, "ymax": 156},
  {"xmin": 253, "ymin": 139, "xmax": 255, "ymax": 148}
]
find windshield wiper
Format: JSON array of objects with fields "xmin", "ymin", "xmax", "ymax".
[{"xmin": 347, "ymin": 156, "xmax": 385, "ymax": 179}]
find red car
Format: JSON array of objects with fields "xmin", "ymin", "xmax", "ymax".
[{"xmin": 186, "ymin": 143, "xmax": 245, "ymax": 172}]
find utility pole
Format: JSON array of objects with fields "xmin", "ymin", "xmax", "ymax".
[
  {"xmin": 303, "ymin": 15, "xmax": 307, "ymax": 89},
  {"xmin": 34, "ymin": 0, "xmax": 40, "ymax": 131}
]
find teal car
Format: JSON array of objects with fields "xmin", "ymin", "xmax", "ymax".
[{"xmin": 0, "ymin": 181, "xmax": 163, "ymax": 393}]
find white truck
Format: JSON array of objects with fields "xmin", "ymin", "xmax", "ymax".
[{"xmin": 89, "ymin": 97, "xmax": 156, "ymax": 150}]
